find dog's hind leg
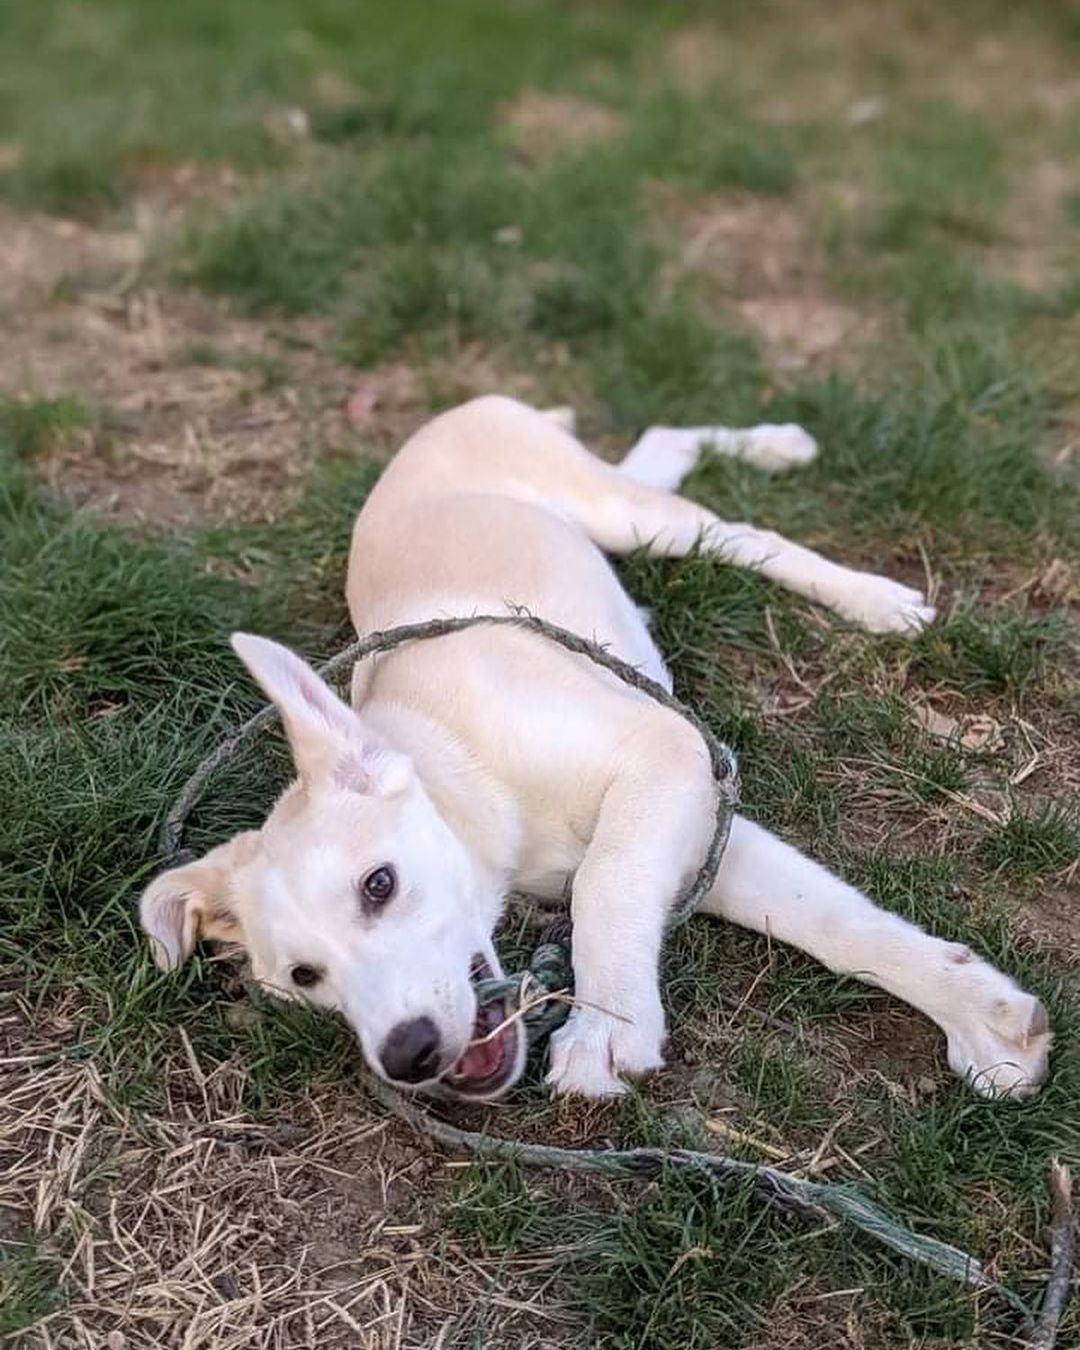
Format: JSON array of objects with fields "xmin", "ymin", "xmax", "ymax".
[
  {"xmin": 699, "ymin": 814, "xmax": 1051, "ymax": 1100},
  {"xmin": 619, "ymin": 422, "xmax": 818, "ymax": 489},
  {"xmin": 580, "ymin": 468, "xmax": 935, "ymax": 635},
  {"xmin": 415, "ymin": 396, "xmax": 933, "ymax": 634}
]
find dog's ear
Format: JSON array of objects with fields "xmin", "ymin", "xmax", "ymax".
[
  {"xmin": 230, "ymin": 632, "xmax": 405, "ymax": 792},
  {"xmin": 139, "ymin": 832, "xmax": 258, "ymax": 971},
  {"xmin": 231, "ymin": 632, "xmax": 366, "ymax": 782}
]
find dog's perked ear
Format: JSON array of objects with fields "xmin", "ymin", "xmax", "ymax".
[
  {"xmin": 139, "ymin": 832, "xmax": 258, "ymax": 971},
  {"xmin": 230, "ymin": 632, "xmax": 397, "ymax": 789}
]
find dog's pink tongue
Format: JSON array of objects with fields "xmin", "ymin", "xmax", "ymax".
[{"xmin": 455, "ymin": 1036, "xmax": 502, "ymax": 1082}]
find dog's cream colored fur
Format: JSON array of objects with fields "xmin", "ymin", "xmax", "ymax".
[{"xmin": 141, "ymin": 396, "xmax": 1050, "ymax": 1101}]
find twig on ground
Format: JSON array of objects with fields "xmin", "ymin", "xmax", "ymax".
[{"xmin": 1027, "ymin": 1159, "xmax": 1075, "ymax": 1350}]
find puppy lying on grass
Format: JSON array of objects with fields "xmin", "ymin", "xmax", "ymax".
[{"xmin": 141, "ymin": 397, "xmax": 1051, "ymax": 1102}]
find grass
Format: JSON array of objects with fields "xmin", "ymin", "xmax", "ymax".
[
  {"xmin": 869, "ymin": 102, "xmax": 1006, "ymax": 251},
  {"xmin": 910, "ymin": 606, "xmax": 1072, "ymax": 697},
  {"xmin": 0, "ymin": 1245, "xmax": 64, "ymax": 1334},
  {"xmin": 0, "ymin": 394, "xmax": 91, "ymax": 459},
  {"xmin": 2, "ymin": 1, "xmax": 1079, "ymax": 1347},
  {"xmin": 982, "ymin": 804, "xmax": 1080, "ymax": 876}
]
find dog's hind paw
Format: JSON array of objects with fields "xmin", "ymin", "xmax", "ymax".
[
  {"xmin": 736, "ymin": 423, "xmax": 819, "ymax": 473},
  {"xmin": 545, "ymin": 1004, "xmax": 665, "ymax": 1098},
  {"xmin": 945, "ymin": 986, "xmax": 1052, "ymax": 1101}
]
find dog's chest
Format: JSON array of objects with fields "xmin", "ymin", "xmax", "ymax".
[
  {"xmin": 511, "ymin": 862, "xmax": 574, "ymax": 903},
  {"xmin": 511, "ymin": 820, "xmax": 587, "ymax": 901}
]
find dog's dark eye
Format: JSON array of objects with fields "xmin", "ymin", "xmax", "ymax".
[
  {"xmin": 291, "ymin": 964, "xmax": 321, "ymax": 988},
  {"xmin": 362, "ymin": 865, "xmax": 396, "ymax": 906}
]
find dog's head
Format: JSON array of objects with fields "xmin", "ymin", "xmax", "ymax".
[{"xmin": 139, "ymin": 633, "xmax": 526, "ymax": 1100}]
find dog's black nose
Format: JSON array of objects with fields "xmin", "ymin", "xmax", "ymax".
[{"xmin": 379, "ymin": 1016, "xmax": 442, "ymax": 1084}]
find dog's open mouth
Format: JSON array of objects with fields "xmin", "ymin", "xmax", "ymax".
[{"xmin": 441, "ymin": 955, "xmax": 522, "ymax": 1098}]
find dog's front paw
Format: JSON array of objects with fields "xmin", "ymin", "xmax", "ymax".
[
  {"xmin": 945, "ymin": 978, "xmax": 1051, "ymax": 1101},
  {"xmin": 834, "ymin": 573, "xmax": 936, "ymax": 636},
  {"xmin": 545, "ymin": 1001, "xmax": 665, "ymax": 1099}
]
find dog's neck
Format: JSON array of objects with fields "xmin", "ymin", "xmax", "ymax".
[{"xmin": 362, "ymin": 699, "xmax": 523, "ymax": 889}]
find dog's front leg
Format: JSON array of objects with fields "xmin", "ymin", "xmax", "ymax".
[
  {"xmin": 546, "ymin": 722, "xmax": 715, "ymax": 1097},
  {"xmin": 546, "ymin": 881, "xmax": 668, "ymax": 1098}
]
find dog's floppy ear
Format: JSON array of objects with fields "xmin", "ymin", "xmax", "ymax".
[
  {"xmin": 139, "ymin": 832, "xmax": 258, "ymax": 971},
  {"xmin": 231, "ymin": 632, "xmax": 396, "ymax": 790}
]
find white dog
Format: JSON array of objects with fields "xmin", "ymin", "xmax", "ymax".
[{"xmin": 140, "ymin": 396, "xmax": 1050, "ymax": 1102}]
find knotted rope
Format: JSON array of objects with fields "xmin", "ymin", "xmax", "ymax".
[{"xmin": 162, "ymin": 612, "xmax": 1066, "ymax": 1341}]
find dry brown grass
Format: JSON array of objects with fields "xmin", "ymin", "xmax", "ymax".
[
  {"xmin": 665, "ymin": 2, "xmax": 1080, "ymax": 128},
  {"xmin": 0, "ymin": 990, "xmax": 576, "ymax": 1348},
  {"xmin": 0, "ymin": 203, "xmax": 566, "ymax": 528}
]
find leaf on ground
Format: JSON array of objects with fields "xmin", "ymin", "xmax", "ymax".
[
  {"xmin": 344, "ymin": 366, "xmax": 418, "ymax": 427},
  {"xmin": 911, "ymin": 704, "xmax": 1005, "ymax": 753}
]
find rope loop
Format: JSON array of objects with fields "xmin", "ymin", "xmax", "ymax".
[{"xmin": 162, "ymin": 611, "xmax": 740, "ymax": 1044}]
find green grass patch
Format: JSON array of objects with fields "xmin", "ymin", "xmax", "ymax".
[
  {"xmin": 981, "ymin": 803, "xmax": 1080, "ymax": 876},
  {"xmin": 0, "ymin": 1243, "xmax": 65, "ymax": 1335},
  {"xmin": 452, "ymin": 1165, "xmax": 797, "ymax": 1350},
  {"xmin": 0, "ymin": 0, "xmax": 654, "ymax": 218},
  {"xmin": 869, "ymin": 102, "xmax": 1005, "ymax": 250},
  {"xmin": 666, "ymin": 339, "xmax": 1077, "ymax": 563},
  {"xmin": 909, "ymin": 606, "xmax": 1071, "ymax": 699},
  {"xmin": 0, "ymin": 438, "xmax": 367, "ymax": 1099},
  {"xmin": 0, "ymin": 394, "xmax": 90, "ymax": 459},
  {"xmin": 620, "ymin": 88, "xmax": 797, "ymax": 197}
]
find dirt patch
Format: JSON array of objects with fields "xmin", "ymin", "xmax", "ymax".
[
  {"xmin": 128, "ymin": 160, "xmax": 248, "ymax": 218},
  {"xmin": 0, "ymin": 208, "xmax": 417, "ymax": 526},
  {"xmin": 669, "ymin": 192, "xmax": 815, "ymax": 292},
  {"xmin": 498, "ymin": 90, "xmax": 625, "ymax": 164},
  {"xmin": 1013, "ymin": 884, "xmax": 1080, "ymax": 968},
  {"xmin": 1, "ymin": 206, "xmax": 563, "ymax": 527},
  {"xmin": 27, "ymin": 289, "xmax": 356, "ymax": 528},
  {"xmin": 745, "ymin": 1294, "xmax": 895, "ymax": 1350},
  {"xmin": 986, "ymin": 156, "xmax": 1078, "ymax": 294},
  {"xmin": 663, "ymin": 24, "xmax": 732, "ymax": 95},
  {"xmin": 655, "ymin": 188, "xmax": 878, "ymax": 373},
  {"xmin": 847, "ymin": 1005, "xmax": 949, "ymax": 1105},
  {"xmin": 735, "ymin": 296, "xmax": 869, "ymax": 371},
  {"xmin": 951, "ymin": 28, "xmax": 1080, "ymax": 123},
  {"xmin": 0, "ymin": 208, "xmax": 143, "ymax": 308},
  {"xmin": 420, "ymin": 341, "xmax": 546, "ymax": 411}
]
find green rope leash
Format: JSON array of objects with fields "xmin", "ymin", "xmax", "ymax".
[
  {"xmin": 371, "ymin": 1079, "xmax": 1034, "ymax": 1321},
  {"xmin": 162, "ymin": 612, "xmax": 1048, "ymax": 1335}
]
